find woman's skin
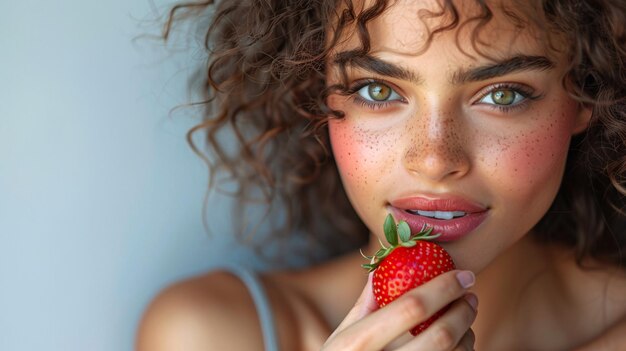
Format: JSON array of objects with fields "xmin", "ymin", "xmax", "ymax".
[{"xmin": 136, "ymin": 1, "xmax": 626, "ymax": 350}]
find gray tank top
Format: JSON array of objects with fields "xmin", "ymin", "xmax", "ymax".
[{"xmin": 221, "ymin": 265, "xmax": 280, "ymax": 351}]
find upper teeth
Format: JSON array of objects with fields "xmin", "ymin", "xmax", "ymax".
[{"xmin": 410, "ymin": 210, "xmax": 466, "ymax": 220}]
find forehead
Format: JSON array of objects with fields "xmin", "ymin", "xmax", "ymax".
[{"xmin": 331, "ymin": 0, "xmax": 555, "ymax": 63}]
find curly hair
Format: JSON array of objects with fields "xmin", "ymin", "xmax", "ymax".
[{"xmin": 163, "ymin": 0, "xmax": 626, "ymax": 267}]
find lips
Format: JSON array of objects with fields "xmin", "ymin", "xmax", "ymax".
[{"xmin": 389, "ymin": 196, "xmax": 489, "ymax": 242}]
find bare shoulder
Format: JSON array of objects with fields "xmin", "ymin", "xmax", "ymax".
[
  {"xmin": 552, "ymin": 248, "xmax": 626, "ymax": 325},
  {"xmin": 136, "ymin": 270, "xmax": 269, "ymax": 351}
]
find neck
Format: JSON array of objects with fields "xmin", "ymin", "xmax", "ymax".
[{"xmin": 471, "ymin": 234, "xmax": 558, "ymax": 349}]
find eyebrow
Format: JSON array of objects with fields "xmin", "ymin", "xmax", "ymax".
[{"xmin": 333, "ymin": 52, "xmax": 555, "ymax": 85}]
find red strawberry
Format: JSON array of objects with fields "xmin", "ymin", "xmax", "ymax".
[{"xmin": 362, "ymin": 214, "xmax": 456, "ymax": 335}]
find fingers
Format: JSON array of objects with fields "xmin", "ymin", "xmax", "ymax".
[
  {"xmin": 397, "ymin": 293, "xmax": 478, "ymax": 351},
  {"xmin": 365, "ymin": 270, "xmax": 475, "ymax": 343},
  {"xmin": 348, "ymin": 272, "xmax": 379, "ymax": 321},
  {"xmin": 326, "ymin": 272, "xmax": 378, "ymax": 339},
  {"xmin": 453, "ymin": 329, "xmax": 476, "ymax": 351},
  {"xmin": 328, "ymin": 270, "xmax": 475, "ymax": 351}
]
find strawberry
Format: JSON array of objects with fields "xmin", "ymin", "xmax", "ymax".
[{"xmin": 362, "ymin": 214, "xmax": 456, "ymax": 335}]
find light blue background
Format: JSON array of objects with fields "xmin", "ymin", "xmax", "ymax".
[{"xmin": 0, "ymin": 1, "xmax": 273, "ymax": 350}]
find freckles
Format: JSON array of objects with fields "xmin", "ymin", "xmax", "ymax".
[
  {"xmin": 329, "ymin": 123, "xmax": 360, "ymax": 182},
  {"xmin": 405, "ymin": 122, "xmax": 425, "ymax": 159},
  {"xmin": 484, "ymin": 113, "xmax": 572, "ymax": 194},
  {"xmin": 437, "ymin": 117, "xmax": 467, "ymax": 163},
  {"xmin": 405, "ymin": 112, "xmax": 467, "ymax": 167},
  {"xmin": 329, "ymin": 120, "xmax": 396, "ymax": 204}
]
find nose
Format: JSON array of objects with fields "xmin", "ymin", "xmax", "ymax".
[{"xmin": 402, "ymin": 109, "xmax": 471, "ymax": 182}]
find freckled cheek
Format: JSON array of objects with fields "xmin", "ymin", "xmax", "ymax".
[
  {"xmin": 486, "ymin": 119, "xmax": 573, "ymax": 197},
  {"xmin": 329, "ymin": 122, "xmax": 359, "ymax": 178},
  {"xmin": 327, "ymin": 120, "xmax": 397, "ymax": 190},
  {"xmin": 329, "ymin": 121, "xmax": 371, "ymax": 184}
]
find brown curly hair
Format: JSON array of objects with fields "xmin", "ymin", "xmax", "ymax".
[{"xmin": 163, "ymin": 0, "xmax": 626, "ymax": 267}]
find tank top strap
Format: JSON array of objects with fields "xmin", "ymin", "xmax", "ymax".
[{"xmin": 221, "ymin": 265, "xmax": 280, "ymax": 351}]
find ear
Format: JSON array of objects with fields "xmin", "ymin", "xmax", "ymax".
[{"xmin": 572, "ymin": 103, "xmax": 593, "ymax": 135}]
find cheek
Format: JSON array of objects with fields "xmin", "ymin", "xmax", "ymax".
[
  {"xmin": 482, "ymin": 105, "xmax": 576, "ymax": 198},
  {"xmin": 327, "ymin": 94, "xmax": 399, "ymax": 186},
  {"xmin": 327, "ymin": 117, "xmax": 400, "ymax": 209},
  {"xmin": 328, "ymin": 120, "xmax": 359, "ymax": 179},
  {"xmin": 328, "ymin": 120, "xmax": 380, "ymax": 190}
]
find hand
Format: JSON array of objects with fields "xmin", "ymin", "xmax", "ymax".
[{"xmin": 321, "ymin": 270, "xmax": 478, "ymax": 351}]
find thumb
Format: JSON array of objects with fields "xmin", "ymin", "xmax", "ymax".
[{"xmin": 331, "ymin": 272, "xmax": 379, "ymax": 336}]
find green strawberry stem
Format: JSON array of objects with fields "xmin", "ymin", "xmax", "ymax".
[{"xmin": 361, "ymin": 214, "xmax": 441, "ymax": 272}]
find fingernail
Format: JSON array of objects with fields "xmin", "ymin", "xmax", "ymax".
[
  {"xmin": 464, "ymin": 293, "xmax": 479, "ymax": 311},
  {"xmin": 456, "ymin": 271, "xmax": 475, "ymax": 289}
]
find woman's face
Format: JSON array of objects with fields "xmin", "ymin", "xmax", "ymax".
[{"xmin": 326, "ymin": 0, "xmax": 591, "ymax": 272}]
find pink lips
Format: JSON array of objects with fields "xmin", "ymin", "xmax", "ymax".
[{"xmin": 389, "ymin": 196, "xmax": 489, "ymax": 242}]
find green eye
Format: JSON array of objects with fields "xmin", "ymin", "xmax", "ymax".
[
  {"xmin": 491, "ymin": 89, "xmax": 516, "ymax": 105},
  {"xmin": 368, "ymin": 83, "xmax": 392, "ymax": 101},
  {"xmin": 479, "ymin": 88, "xmax": 525, "ymax": 106},
  {"xmin": 357, "ymin": 82, "xmax": 402, "ymax": 102}
]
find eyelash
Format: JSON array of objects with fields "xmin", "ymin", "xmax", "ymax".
[
  {"xmin": 347, "ymin": 79, "xmax": 542, "ymax": 113},
  {"xmin": 474, "ymin": 83, "xmax": 542, "ymax": 113}
]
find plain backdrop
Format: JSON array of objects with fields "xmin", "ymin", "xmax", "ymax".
[{"xmin": 0, "ymin": 1, "xmax": 279, "ymax": 350}]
